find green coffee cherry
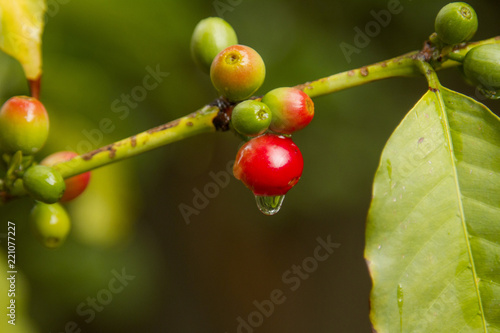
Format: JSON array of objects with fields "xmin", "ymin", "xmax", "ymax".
[
  {"xmin": 0, "ymin": 96, "xmax": 49, "ymax": 155},
  {"xmin": 231, "ymin": 100, "xmax": 272, "ymax": 137},
  {"xmin": 191, "ymin": 17, "xmax": 238, "ymax": 73},
  {"xmin": 41, "ymin": 151, "xmax": 91, "ymax": 202},
  {"xmin": 23, "ymin": 165, "xmax": 66, "ymax": 204},
  {"xmin": 435, "ymin": 2, "xmax": 478, "ymax": 45},
  {"xmin": 210, "ymin": 45, "xmax": 266, "ymax": 102},
  {"xmin": 463, "ymin": 44, "xmax": 500, "ymax": 95},
  {"xmin": 31, "ymin": 202, "xmax": 70, "ymax": 248}
]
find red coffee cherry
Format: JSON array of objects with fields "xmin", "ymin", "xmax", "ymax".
[
  {"xmin": 261, "ymin": 87, "xmax": 314, "ymax": 134},
  {"xmin": 210, "ymin": 45, "xmax": 266, "ymax": 102},
  {"xmin": 0, "ymin": 96, "xmax": 49, "ymax": 155},
  {"xmin": 41, "ymin": 151, "xmax": 91, "ymax": 202},
  {"xmin": 233, "ymin": 134, "xmax": 303, "ymax": 196}
]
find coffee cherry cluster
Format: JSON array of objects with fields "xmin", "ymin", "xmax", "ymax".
[
  {"xmin": 0, "ymin": 96, "xmax": 91, "ymax": 248},
  {"xmin": 432, "ymin": 3, "xmax": 500, "ymax": 99},
  {"xmin": 231, "ymin": 88, "xmax": 313, "ymax": 215},
  {"xmin": 190, "ymin": 17, "xmax": 266, "ymax": 103},
  {"xmin": 191, "ymin": 19, "xmax": 315, "ymax": 215}
]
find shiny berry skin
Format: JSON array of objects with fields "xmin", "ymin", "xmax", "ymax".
[
  {"xmin": 23, "ymin": 165, "xmax": 66, "ymax": 204},
  {"xmin": 261, "ymin": 87, "xmax": 314, "ymax": 134},
  {"xmin": 210, "ymin": 45, "xmax": 266, "ymax": 102},
  {"xmin": 233, "ymin": 134, "xmax": 303, "ymax": 196},
  {"xmin": 463, "ymin": 44, "xmax": 500, "ymax": 91},
  {"xmin": 435, "ymin": 2, "xmax": 477, "ymax": 45},
  {"xmin": 231, "ymin": 100, "xmax": 272, "ymax": 137},
  {"xmin": 191, "ymin": 17, "xmax": 238, "ymax": 73},
  {"xmin": 41, "ymin": 151, "xmax": 91, "ymax": 202},
  {"xmin": 31, "ymin": 202, "xmax": 70, "ymax": 249},
  {"xmin": 0, "ymin": 96, "xmax": 49, "ymax": 155}
]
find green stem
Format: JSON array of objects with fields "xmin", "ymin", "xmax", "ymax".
[
  {"xmin": 54, "ymin": 105, "xmax": 219, "ymax": 178},
  {"xmin": 416, "ymin": 60, "xmax": 440, "ymax": 90},
  {"xmin": 52, "ymin": 36, "xmax": 500, "ymax": 179},
  {"xmin": 296, "ymin": 36, "xmax": 500, "ymax": 98},
  {"xmin": 446, "ymin": 52, "xmax": 466, "ymax": 63},
  {"xmin": 295, "ymin": 52, "xmax": 421, "ymax": 98}
]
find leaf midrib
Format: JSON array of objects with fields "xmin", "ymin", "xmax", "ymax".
[{"xmin": 435, "ymin": 87, "xmax": 488, "ymax": 332}]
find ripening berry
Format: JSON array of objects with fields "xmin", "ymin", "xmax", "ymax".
[
  {"xmin": 462, "ymin": 44, "xmax": 500, "ymax": 92},
  {"xmin": 41, "ymin": 151, "xmax": 91, "ymax": 202},
  {"xmin": 261, "ymin": 87, "xmax": 314, "ymax": 134},
  {"xmin": 231, "ymin": 100, "xmax": 272, "ymax": 137},
  {"xmin": 435, "ymin": 2, "xmax": 478, "ymax": 45},
  {"xmin": 233, "ymin": 134, "xmax": 303, "ymax": 196},
  {"xmin": 23, "ymin": 165, "xmax": 66, "ymax": 204},
  {"xmin": 31, "ymin": 202, "xmax": 70, "ymax": 248},
  {"xmin": 210, "ymin": 45, "xmax": 266, "ymax": 102},
  {"xmin": 191, "ymin": 17, "xmax": 238, "ymax": 73},
  {"xmin": 0, "ymin": 96, "xmax": 49, "ymax": 155}
]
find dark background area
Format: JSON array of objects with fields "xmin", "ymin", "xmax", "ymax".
[{"xmin": 0, "ymin": 0, "xmax": 499, "ymax": 332}]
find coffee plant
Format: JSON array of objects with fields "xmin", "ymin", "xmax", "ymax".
[{"xmin": 0, "ymin": 1, "xmax": 499, "ymax": 332}]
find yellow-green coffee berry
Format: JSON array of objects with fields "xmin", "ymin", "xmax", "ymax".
[
  {"xmin": 31, "ymin": 202, "xmax": 71, "ymax": 248},
  {"xmin": 191, "ymin": 17, "xmax": 238, "ymax": 73},
  {"xmin": 435, "ymin": 2, "xmax": 478, "ymax": 45}
]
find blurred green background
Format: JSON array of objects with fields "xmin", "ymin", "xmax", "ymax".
[{"xmin": 0, "ymin": 0, "xmax": 499, "ymax": 332}]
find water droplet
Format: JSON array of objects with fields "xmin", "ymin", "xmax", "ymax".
[
  {"xmin": 478, "ymin": 86, "xmax": 500, "ymax": 100},
  {"xmin": 255, "ymin": 195, "xmax": 285, "ymax": 215}
]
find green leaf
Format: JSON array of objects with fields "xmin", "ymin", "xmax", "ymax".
[
  {"xmin": 0, "ymin": 0, "xmax": 46, "ymax": 80},
  {"xmin": 365, "ymin": 86, "xmax": 500, "ymax": 332}
]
